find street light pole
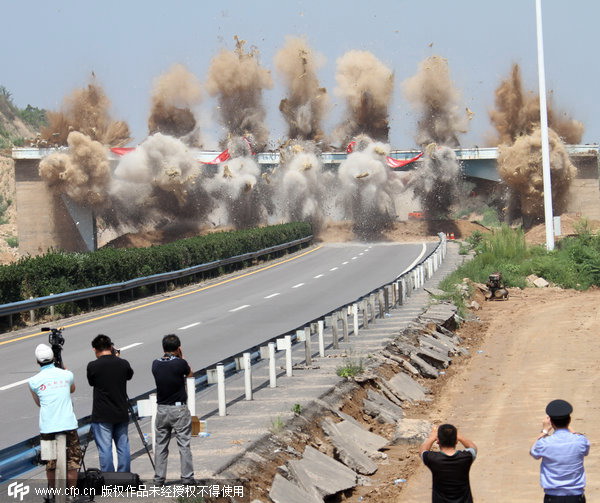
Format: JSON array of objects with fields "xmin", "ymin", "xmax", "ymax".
[{"xmin": 535, "ymin": 0, "xmax": 555, "ymax": 250}]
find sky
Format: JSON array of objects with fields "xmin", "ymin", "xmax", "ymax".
[{"xmin": 1, "ymin": 0, "xmax": 598, "ymax": 150}]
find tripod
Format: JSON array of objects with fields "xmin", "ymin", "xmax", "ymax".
[{"xmin": 79, "ymin": 399, "xmax": 155, "ymax": 472}]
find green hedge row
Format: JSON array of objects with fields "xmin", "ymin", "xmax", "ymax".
[{"xmin": 0, "ymin": 222, "xmax": 312, "ymax": 304}]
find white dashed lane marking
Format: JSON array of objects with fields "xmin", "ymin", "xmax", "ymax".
[
  {"xmin": 314, "ymin": 274, "xmax": 324, "ymax": 279},
  {"xmin": 292, "ymin": 283, "xmax": 305, "ymax": 289},
  {"xmin": 178, "ymin": 322, "xmax": 201, "ymax": 330},
  {"xmin": 330, "ymin": 267, "xmax": 338, "ymax": 271},
  {"xmin": 342, "ymin": 261, "xmax": 349, "ymax": 265},
  {"xmin": 120, "ymin": 342, "xmax": 144, "ymax": 350},
  {"xmin": 264, "ymin": 293, "xmax": 280, "ymax": 299},
  {"xmin": 0, "ymin": 378, "xmax": 30, "ymax": 391},
  {"xmin": 229, "ymin": 305, "xmax": 250, "ymax": 312}
]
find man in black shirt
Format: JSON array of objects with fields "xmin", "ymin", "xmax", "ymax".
[
  {"xmin": 87, "ymin": 334, "xmax": 134, "ymax": 472},
  {"xmin": 419, "ymin": 423, "xmax": 478, "ymax": 503},
  {"xmin": 151, "ymin": 334, "xmax": 195, "ymax": 486}
]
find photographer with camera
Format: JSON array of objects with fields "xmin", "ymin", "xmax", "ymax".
[
  {"xmin": 86, "ymin": 334, "xmax": 134, "ymax": 472},
  {"xmin": 29, "ymin": 343, "xmax": 81, "ymax": 495},
  {"xmin": 151, "ymin": 334, "xmax": 195, "ymax": 486}
]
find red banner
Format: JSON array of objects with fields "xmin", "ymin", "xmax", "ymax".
[
  {"xmin": 386, "ymin": 152, "xmax": 423, "ymax": 168},
  {"xmin": 201, "ymin": 149, "xmax": 231, "ymax": 165},
  {"xmin": 110, "ymin": 147, "xmax": 136, "ymax": 156}
]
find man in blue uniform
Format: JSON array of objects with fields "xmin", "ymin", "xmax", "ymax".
[{"xmin": 531, "ymin": 399, "xmax": 590, "ymax": 502}]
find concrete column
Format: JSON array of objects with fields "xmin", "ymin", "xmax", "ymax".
[
  {"xmin": 353, "ymin": 303, "xmax": 359, "ymax": 336},
  {"xmin": 303, "ymin": 327, "xmax": 312, "ymax": 365},
  {"xmin": 317, "ymin": 320, "xmax": 325, "ymax": 357},
  {"xmin": 268, "ymin": 342, "xmax": 276, "ymax": 388},
  {"xmin": 285, "ymin": 335, "xmax": 293, "ymax": 377},
  {"xmin": 243, "ymin": 352, "xmax": 252, "ymax": 400},
  {"xmin": 217, "ymin": 364, "xmax": 226, "ymax": 417},
  {"xmin": 186, "ymin": 377, "xmax": 196, "ymax": 416},
  {"xmin": 331, "ymin": 312, "xmax": 339, "ymax": 349},
  {"xmin": 341, "ymin": 311, "xmax": 349, "ymax": 342}
]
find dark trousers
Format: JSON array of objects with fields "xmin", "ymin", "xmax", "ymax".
[{"xmin": 544, "ymin": 495, "xmax": 585, "ymax": 503}]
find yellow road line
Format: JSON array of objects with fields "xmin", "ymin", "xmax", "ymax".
[{"xmin": 0, "ymin": 245, "xmax": 323, "ymax": 346}]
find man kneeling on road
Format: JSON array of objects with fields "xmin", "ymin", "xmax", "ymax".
[
  {"xmin": 152, "ymin": 334, "xmax": 195, "ymax": 486},
  {"xmin": 420, "ymin": 423, "xmax": 478, "ymax": 503},
  {"xmin": 29, "ymin": 344, "xmax": 81, "ymax": 496}
]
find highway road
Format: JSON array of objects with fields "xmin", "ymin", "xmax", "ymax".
[{"xmin": 0, "ymin": 241, "xmax": 435, "ymax": 450}]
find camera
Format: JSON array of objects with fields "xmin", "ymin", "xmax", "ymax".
[{"xmin": 41, "ymin": 327, "xmax": 65, "ymax": 368}]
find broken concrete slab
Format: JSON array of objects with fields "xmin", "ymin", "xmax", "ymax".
[
  {"xmin": 418, "ymin": 334, "xmax": 452, "ymax": 355},
  {"xmin": 410, "ymin": 353, "xmax": 439, "ymax": 378},
  {"xmin": 386, "ymin": 372, "xmax": 429, "ymax": 402},
  {"xmin": 334, "ymin": 420, "xmax": 389, "ymax": 454},
  {"xmin": 392, "ymin": 418, "xmax": 432, "ymax": 446},
  {"xmin": 416, "ymin": 346, "xmax": 451, "ymax": 369},
  {"xmin": 363, "ymin": 389, "xmax": 404, "ymax": 424},
  {"xmin": 269, "ymin": 473, "xmax": 323, "ymax": 503},
  {"xmin": 420, "ymin": 305, "xmax": 458, "ymax": 330},
  {"xmin": 424, "ymin": 287, "xmax": 445, "ymax": 297},
  {"xmin": 287, "ymin": 446, "xmax": 358, "ymax": 498},
  {"xmin": 321, "ymin": 419, "xmax": 378, "ymax": 475},
  {"xmin": 533, "ymin": 277, "xmax": 549, "ymax": 288}
]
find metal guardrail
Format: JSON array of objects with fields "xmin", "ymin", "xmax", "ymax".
[
  {"xmin": 0, "ymin": 235, "xmax": 313, "ymax": 319},
  {"xmin": 0, "ymin": 233, "xmax": 446, "ymax": 482}
]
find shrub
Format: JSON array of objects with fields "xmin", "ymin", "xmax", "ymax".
[{"xmin": 0, "ymin": 222, "xmax": 312, "ymax": 303}]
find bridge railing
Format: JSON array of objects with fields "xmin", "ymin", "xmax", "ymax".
[{"xmin": 0, "ymin": 233, "xmax": 447, "ymax": 482}]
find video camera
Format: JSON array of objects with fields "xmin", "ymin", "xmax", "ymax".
[{"xmin": 41, "ymin": 327, "xmax": 65, "ymax": 369}]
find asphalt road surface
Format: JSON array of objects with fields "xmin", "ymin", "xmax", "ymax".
[{"xmin": 0, "ymin": 241, "xmax": 434, "ymax": 450}]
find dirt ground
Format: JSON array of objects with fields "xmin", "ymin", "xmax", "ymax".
[{"xmin": 379, "ymin": 287, "xmax": 600, "ymax": 502}]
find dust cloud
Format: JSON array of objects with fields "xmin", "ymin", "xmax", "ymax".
[
  {"xmin": 490, "ymin": 63, "xmax": 583, "ymax": 145},
  {"xmin": 275, "ymin": 37, "xmax": 328, "ymax": 144},
  {"xmin": 334, "ymin": 51, "xmax": 393, "ymax": 146},
  {"xmin": 206, "ymin": 37, "xmax": 273, "ymax": 150},
  {"xmin": 107, "ymin": 133, "xmax": 212, "ymax": 231},
  {"xmin": 41, "ymin": 79, "xmax": 130, "ymax": 147},
  {"xmin": 498, "ymin": 127, "xmax": 576, "ymax": 224},
  {"xmin": 337, "ymin": 135, "xmax": 402, "ymax": 238},
  {"xmin": 403, "ymin": 55, "xmax": 468, "ymax": 148},
  {"xmin": 148, "ymin": 64, "xmax": 203, "ymax": 144},
  {"xmin": 39, "ymin": 131, "xmax": 110, "ymax": 208}
]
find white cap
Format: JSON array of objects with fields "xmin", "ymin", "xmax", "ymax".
[{"xmin": 35, "ymin": 344, "xmax": 54, "ymax": 363}]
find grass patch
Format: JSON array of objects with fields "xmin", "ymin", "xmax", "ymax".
[
  {"xmin": 440, "ymin": 222, "xmax": 600, "ymax": 296},
  {"xmin": 269, "ymin": 415, "xmax": 285, "ymax": 434},
  {"xmin": 336, "ymin": 357, "xmax": 364, "ymax": 378},
  {"xmin": 5, "ymin": 236, "xmax": 17, "ymax": 248}
]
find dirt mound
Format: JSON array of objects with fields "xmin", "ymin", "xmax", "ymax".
[
  {"xmin": 524, "ymin": 213, "xmax": 600, "ymax": 245},
  {"xmin": 0, "ymin": 156, "xmax": 18, "ymax": 264}
]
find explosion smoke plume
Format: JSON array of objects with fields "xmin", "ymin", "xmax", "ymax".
[
  {"xmin": 206, "ymin": 135, "xmax": 264, "ymax": 229},
  {"xmin": 39, "ymin": 131, "xmax": 110, "ymax": 207},
  {"xmin": 108, "ymin": 133, "xmax": 212, "ymax": 231},
  {"xmin": 490, "ymin": 63, "xmax": 583, "ymax": 145},
  {"xmin": 206, "ymin": 37, "xmax": 273, "ymax": 150},
  {"xmin": 403, "ymin": 56, "xmax": 468, "ymax": 147},
  {"xmin": 334, "ymin": 51, "xmax": 393, "ymax": 146},
  {"xmin": 337, "ymin": 136, "xmax": 400, "ymax": 238},
  {"xmin": 409, "ymin": 143, "xmax": 462, "ymax": 219},
  {"xmin": 148, "ymin": 64, "xmax": 203, "ymax": 143},
  {"xmin": 274, "ymin": 141, "xmax": 329, "ymax": 233},
  {"xmin": 275, "ymin": 37, "xmax": 328, "ymax": 144},
  {"xmin": 498, "ymin": 127, "xmax": 576, "ymax": 223},
  {"xmin": 41, "ymin": 80, "xmax": 130, "ymax": 147}
]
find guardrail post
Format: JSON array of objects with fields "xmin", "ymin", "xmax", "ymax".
[
  {"xmin": 341, "ymin": 310, "xmax": 349, "ymax": 342},
  {"xmin": 369, "ymin": 294, "xmax": 376, "ymax": 323},
  {"xmin": 186, "ymin": 377, "xmax": 196, "ymax": 416},
  {"xmin": 398, "ymin": 280, "xmax": 404, "ymax": 305},
  {"xmin": 29, "ymin": 297, "xmax": 35, "ymax": 324},
  {"xmin": 384, "ymin": 287, "xmax": 390, "ymax": 313},
  {"xmin": 353, "ymin": 303, "xmax": 359, "ymax": 336},
  {"xmin": 243, "ymin": 352, "xmax": 252, "ymax": 400},
  {"xmin": 378, "ymin": 290, "xmax": 385, "ymax": 318},
  {"xmin": 217, "ymin": 364, "xmax": 226, "ymax": 416},
  {"xmin": 299, "ymin": 327, "xmax": 312, "ymax": 365},
  {"xmin": 285, "ymin": 335, "xmax": 293, "ymax": 376},
  {"xmin": 56, "ymin": 433, "xmax": 67, "ymax": 503},
  {"xmin": 268, "ymin": 342, "xmax": 276, "ymax": 388},
  {"xmin": 318, "ymin": 320, "xmax": 325, "ymax": 357},
  {"xmin": 331, "ymin": 312, "xmax": 339, "ymax": 349},
  {"xmin": 361, "ymin": 300, "xmax": 369, "ymax": 329}
]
